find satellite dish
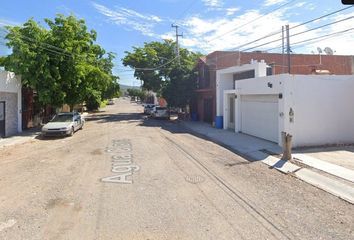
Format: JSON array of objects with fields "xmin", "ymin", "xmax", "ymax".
[
  {"xmin": 317, "ymin": 47, "xmax": 322, "ymax": 54},
  {"xmin": 324, "ymin": 47, "xmax": 334, "ymax": 55}
]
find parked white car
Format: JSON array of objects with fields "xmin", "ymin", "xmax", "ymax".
[
  {"xmin": 143, "ymin": 104, "xmax": 155, "ymax": 114},
  {"xmin": 151, "ymin": 106, "xmax": 170, "ymax": 119},
  {"xmin": 41, "ymin": 112, "xmax": 84, "ymax": 137}
]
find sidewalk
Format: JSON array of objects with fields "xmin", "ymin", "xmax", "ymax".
[
  {"xmin": 0, "ymin": 112, "xmax": 89, "ymax": 149},
  {"xmin": 180, "ymin": 120, "xmax": 354, "ymax": 204},
  {"xmin": 0, "ymin": 127, "xmax": 41, "ymax": 148}
]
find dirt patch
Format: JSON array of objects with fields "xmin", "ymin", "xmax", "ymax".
[
  {"xmin": 45, "ymin": 198, "xmax": 81, "ymax": 212},
  {"xmin": 90, "ymin": 149, "xmax": 102, "ymax": 155}
]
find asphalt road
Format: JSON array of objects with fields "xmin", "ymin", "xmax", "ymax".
[{"xmin": 0, "ymin": 98, "xmax": 353, "ymax": 240}]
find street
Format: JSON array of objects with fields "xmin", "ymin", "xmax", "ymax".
[{"xmin": 0, "ymin": 98, "xmax": 353, "ymax": 240}]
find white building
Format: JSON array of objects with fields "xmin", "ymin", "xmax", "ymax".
[
  {"xmin": 0, "ymin": 71, "xmax": 22, "ymax": 137},
  {"xmin": 217, "ymin": 61, "xmax": 354, "ymax": 147}
]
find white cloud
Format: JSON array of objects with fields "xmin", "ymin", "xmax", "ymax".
[
  {"xmin": 263, "ymin": 0, "xmax": 287, "ymax": 7},
  {"xmin": 166, "ymin": 10, "xmax": 289, "ymax": 53},
  {"xmin": 0, "ymin": 18, "xmax": 21, "ymax": 27},
  {"xmin": 92, "ymin": 2, "xmax": 162, "ymax": 37},
  {"xmin": 202, "ymin": 0, "xmax": 223, "ymax": 8},
  {"xmin": 294, "ymin": 2, "xmax": 306, "ymax": 8},
  {"xmin": 299, "ymin": 12, "xmax": 354, "ymax": 55},
  {"xmin": 156, "ymin": 0, "xmax": 354, "ymax": 56},
  {"xmin": 226, "ymin": 7, "xmax": 240, "ymax": 16}
]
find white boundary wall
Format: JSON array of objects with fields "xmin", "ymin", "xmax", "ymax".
[
  {"xmin": 0, "ymin": 71, "xmax": 22, "ymax": 133},
  {"xmin": 233, "ymin": 74, "xmax": 354, "ymax": 147}
]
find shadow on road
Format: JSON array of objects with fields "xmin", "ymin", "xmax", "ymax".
[
  {"xmin": 85, "ymin": 112, "xmax": 144, "ymax": 124},
  {"xmin": 83, "ymin": 111, "xmax": 259, "ymax": 163}
]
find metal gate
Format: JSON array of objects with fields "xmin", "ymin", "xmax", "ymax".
[{"xmin": 0, "ymin": 101, "xmax": 5, "ymax": 137}]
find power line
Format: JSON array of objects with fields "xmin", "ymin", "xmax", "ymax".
[
  {"xmin": 121, "ymin": 56, "xmax": 179, "ymax": 72},
  {"xmin": 291, "ymin": 27, "xmax": 354, "ymax": 50},
  {"xmin": 231, "ymin": 14, "xmax": 354, "ymax": 53},
  {"xmin": 171, "ymin": 0, "xmax": 199, "ymax": 27},
  {"xmin": 206, "ymin": 0, "xmax": 297, "ymax": 43},
  {"xmin": 290, "ymin": 5, "xmax": 354, "ymax": 30},
  {"xmin": 230, "ymin": 29, "xmax": 282, "ymax": 51},
  {"xmin": 227, "ymin": 5, "xmax": 354, "ymax": 52},
  {"xmin": 290, "ymin": 15, "xmax": 354, "ymax": 38},
  {"xmin": 265, "ymin": 27, "xmax": 354, "ymax": 52},
  {"xmin": 0, "ymin": 26, "xmax": 74, "ymax": 58},
  {"xmin": 191, "ymin": 5, "xmax": 354, "ymax": 67}
]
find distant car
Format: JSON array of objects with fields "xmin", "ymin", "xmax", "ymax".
[
  {"xmin": 151, "ymin": 106, "xmax": 170, "ymax": 119},
  {"xmin": 41, "ymin": 112, "xmax": 85, "ymax": 137},
  {"xmin": 108, "ymin": 99, "xmax": 114, "ymax": 105},
  {"xmin": 143, "ymin": 104, "xmax": 155, "ymax": 114}
]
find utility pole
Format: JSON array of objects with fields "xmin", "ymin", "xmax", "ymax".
[
  {"xmin": 286, "ymin": 25, "xmax": 291, "ymax": 74},
  {"xmin": 171, "ymin": 24, "xmax": 183, "ymax": 64},
  {"xmin": 282, "ymin": 26, "xmax": 285, "ymax": 73}
]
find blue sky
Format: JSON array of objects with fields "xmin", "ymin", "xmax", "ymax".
[{"xmin": 1, "ymin": 0, "xmax": 353, "ymax": 86}]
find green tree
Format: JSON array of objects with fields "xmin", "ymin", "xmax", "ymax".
[
  {"xmin": 2, "ymin": 15, "xmax": 118, "ymax": 111},
  {"xmin": 123, "ymin": 40, "xmax": 201, "ymax": 108},
  {"xmin": 127, "ymin": 88, "xmax": 147, "ymax": 100},
  {"xmin": 103, "ymin": 78, "xmax": 120, "ymax": 99},
  {"xmin": 161, "ymin": 67, "xmax": 197, "ymax": 108},
  {"xmin": 122, "ymin": 40, "xmax": 177, "ymax": 92}
]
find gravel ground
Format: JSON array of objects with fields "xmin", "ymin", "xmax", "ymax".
[{"xmin": 0, "ymin": 98, "xmax": 353, "ymax": 240}]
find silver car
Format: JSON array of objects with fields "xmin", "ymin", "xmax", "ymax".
[
  {"xmin": 41, "ymin": 112, "xmax": 84, "ymax": 137},
  {"xmin": 151, "ymin": 106, "xmax": 170, "ymax": 119}
]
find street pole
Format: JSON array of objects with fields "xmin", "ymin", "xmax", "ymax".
[
  {"xmin": 286, "ymin": 25, "xmax": 291, "ymax": 74},
  {"xmin": 171, "ymin": 24, "xmax": 183, "ymax": 65},
  {"xmin": 282, "ymin": 26, "xmax": 285, "ymax": 73}
]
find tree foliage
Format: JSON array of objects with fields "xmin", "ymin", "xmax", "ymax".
[
  {"xmin": 127, "ymin": 88, "xmax": 147, "ymax": 100},
  {"xmin": 122, "ymin": 40, "xmax": 176, "ymax": 92},
  {"xmin": 122, "ymin": 40, "xmax": 201, "ymax": 108},
  {"xmin": 2, "ymin": 15, "xmax": 119, "ymax": 110}
]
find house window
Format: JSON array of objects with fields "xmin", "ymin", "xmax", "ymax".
[
  {"xmin": 198, "ymin": 65, "xmax": 210, "ymax": 89},
  {"xmin": 233, "ymin": 70, "xmax": 255, "ymax": 81},
  {"xmin": 267, "ymin": 67, "xmax": 273, "ymax": 76}
]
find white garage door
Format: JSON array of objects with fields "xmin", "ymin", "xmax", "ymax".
[{"xmin": 240, "ymin": 95, "xmax": 279, "ymax": 143}]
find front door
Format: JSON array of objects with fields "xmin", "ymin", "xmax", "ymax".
[
  {"xmin": 203, "ymin": 98, "xmax": 213, "ymax": 123},
  {"xmin": 229, "ymin": 95, "xmax": 235, "ymax": 129},
  {"xmin": 0, "ymin": 101, "xmax": 5, "ymax": 137}
]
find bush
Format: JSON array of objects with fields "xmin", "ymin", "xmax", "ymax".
[{"xmin": 86, "ymin": 94, "xmax": 101, "ymax": 111}]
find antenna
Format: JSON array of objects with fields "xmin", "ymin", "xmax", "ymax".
[{"xmin": 324, "ymin": 47, "xmax": 334, "ymax": 55}]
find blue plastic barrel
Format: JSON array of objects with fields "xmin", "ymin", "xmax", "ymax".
[{"xmin": 215, "ymin": 116, "xmax": 223, "ymax": 129}]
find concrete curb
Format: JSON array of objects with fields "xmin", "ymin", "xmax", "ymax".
[
  {"xmin": 179, "ymin": 120, "xmax": 354, "ymax": 205},
  {"xmin": 293, "ymin": 154, "xmax": 354, "ymax": 183},
  {"xmin": 247, "ymin": 151, "xmax": 301, "ymax": 174},
  {"xmin": 179, "ymin": 121, "xmax": 300, "ymax": 174},
  {"xmin": 295, "ymin": 168, "xmax": 354, "ymax": 204}
]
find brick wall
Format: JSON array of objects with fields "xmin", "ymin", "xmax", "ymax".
[
  {"xmin": 206, "ymin": 51, "xmax": 353, "ymax": 74},
  {"xmin": 0, "ymin": 92, "xmax": 18, "ymax": 136}
]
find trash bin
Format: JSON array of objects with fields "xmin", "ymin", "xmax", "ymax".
[{"xmin": 215, "ymin": 116, "xmax": 223, "ymax": 129}]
